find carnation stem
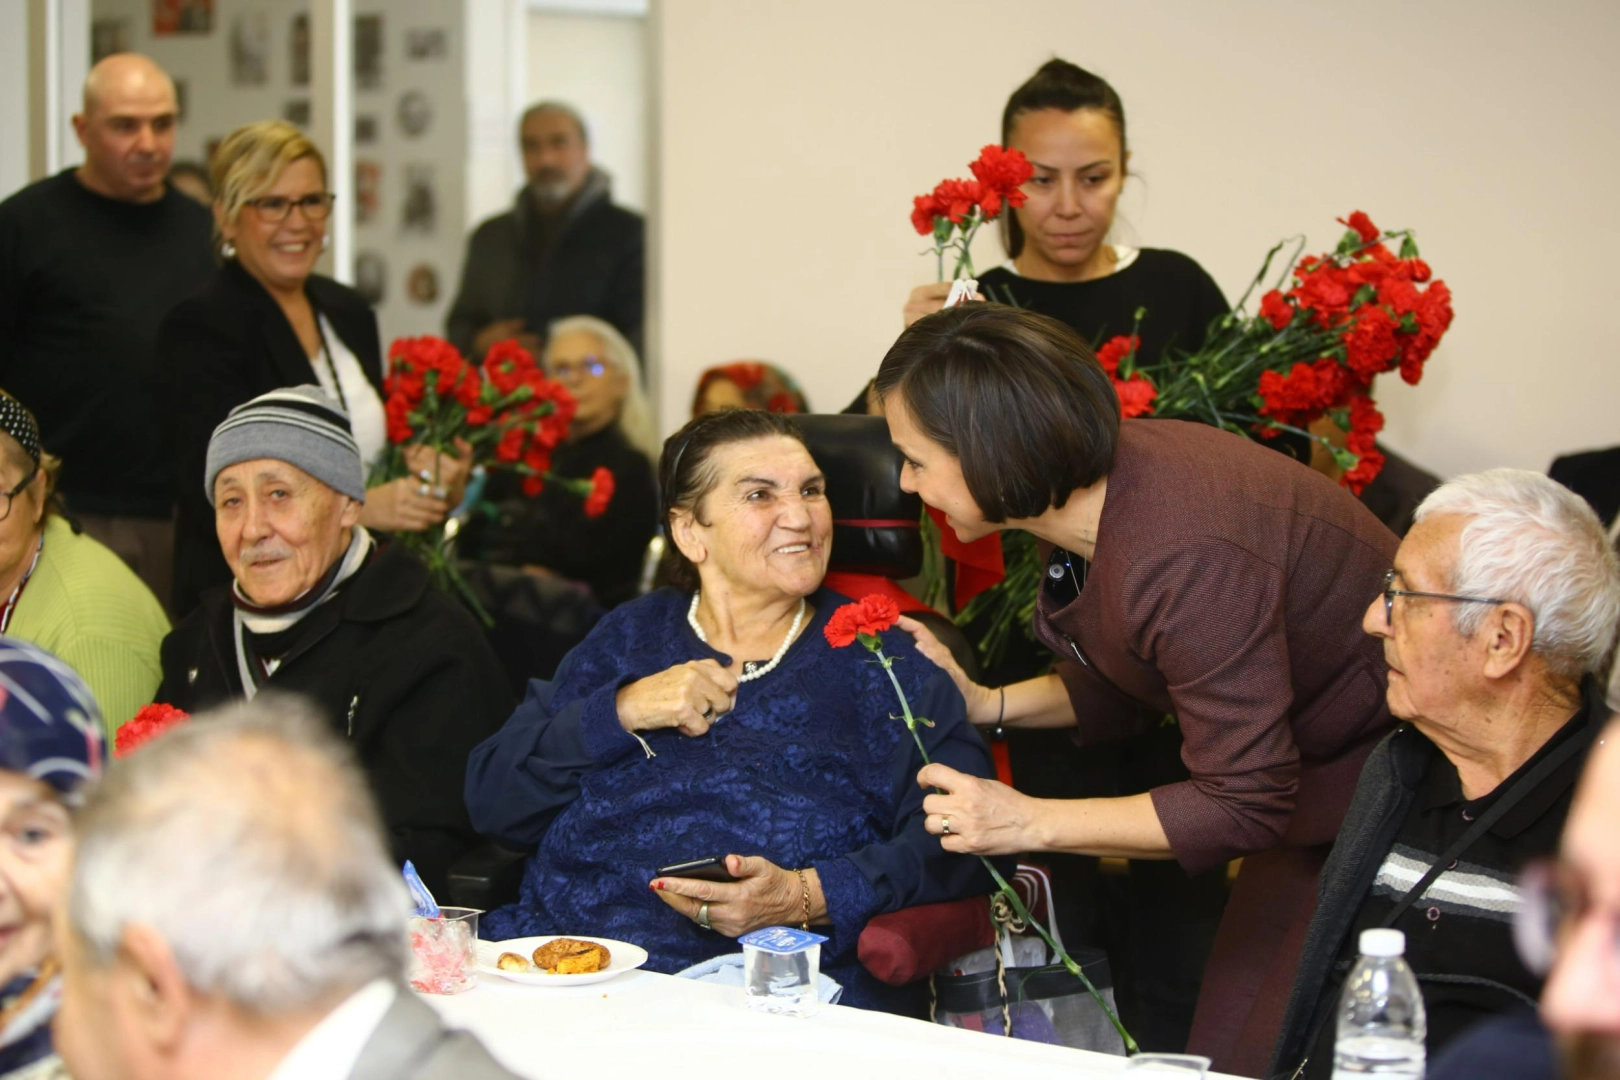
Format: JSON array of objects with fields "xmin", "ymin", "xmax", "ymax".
[{"xmin": 870, "ymin": 642, "xmax": 1138, "ymax": 1054}]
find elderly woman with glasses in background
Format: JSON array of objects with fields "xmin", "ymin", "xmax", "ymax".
[
  {"xmin": 1271, "ymin": 469, "xmax": 1620, "ymax": 1080},
  {"xmin": 0, "ymin": 393, "xmax": 167, "ymax": 736},
  {"xmin": 462, "ymin": 315, "xmax": 659, "ymax": 612},
  {"xmin": 157, "ymin": 120, "xmax": 471, "ymax": 618}
]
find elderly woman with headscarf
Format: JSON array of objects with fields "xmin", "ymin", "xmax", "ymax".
[
  {"xmin": 464, "ymin": 315, "xmax": 659, "ymax": 610},
  {"xmin": 466, "ymin": 408, "xmax": 1004, "ymax": 1014},
  {"xmin": 0, "ymin": 394, "xmax": 167, "ymax": 736},
  {"xmin": 0, "ymin": 640, "xmax": 106, "ymax": 1079},
  {"xmin": 158, "ymin": 119, "xmax": 470, "ymax": 617}
]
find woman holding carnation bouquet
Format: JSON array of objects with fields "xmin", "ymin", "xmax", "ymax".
[
  {"xmin": 877, "ymin": 303, "xmax": 1401, "ymax": 1074},
  {"xmin": 466, "ymin": 408, "xmax": 1004, "ymax": 1014},
  {"xmin": 158, "ymin": 120, "xmax": 471, "ymax": 616}
]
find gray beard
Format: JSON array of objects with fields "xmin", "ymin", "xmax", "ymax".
[{"xmin": 529, "ymin": 177, "xmax": 572, "ymax": 209}]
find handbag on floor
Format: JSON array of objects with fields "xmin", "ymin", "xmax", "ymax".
[{"xmin": 929, "ymin": 866, "xmax": 1125, "ymax": 1055}]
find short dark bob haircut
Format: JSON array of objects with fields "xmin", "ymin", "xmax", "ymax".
[
  {"xmin": 874, "ymin": 304, "xmax": 1119, "ymax": 523},
  {"xmin": 655, "ymin": 408, "xmax": 806, "ymax": 592}
]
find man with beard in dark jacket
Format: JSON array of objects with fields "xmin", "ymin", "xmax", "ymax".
[
  {"xmin": 446, "ymin": 101, "xmax": 643, "ymax": 363},
  {"xmin": 155, "ymin": 385, "xmax": 512, "ymax": 894}
]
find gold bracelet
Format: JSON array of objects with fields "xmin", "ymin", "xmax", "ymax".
[{"xmin": 794, "ymin": 868, "xmax": 812, "ymax": 930}]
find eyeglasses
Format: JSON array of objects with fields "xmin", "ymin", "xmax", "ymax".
[
  {"xmin": 243, "ymin": 193, "xmax": 336, "ymax": 222},
  {"xmin": 1514, "ymin": 859, "xmax": 1620, "ymax": 977},
  {"xmin": 1381, "ymin": 568, "xmax": 1508, "ymax": 629},
  {"xmin": 0, "ymin": 465, "xmax": 38, "ymax": 523},
  {"xmin": 549, "ymin": 356, "xmax": 607, "ymax": 380}
]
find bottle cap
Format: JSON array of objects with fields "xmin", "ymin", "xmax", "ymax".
[{"xmin": 1359, "ymin": 928, "xmax": 1405, "ymax": 957}]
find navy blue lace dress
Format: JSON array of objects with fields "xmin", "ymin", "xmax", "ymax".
[{"xmin": 466, "ymin": 586, "xmax": 1001, "ymax": 1012}]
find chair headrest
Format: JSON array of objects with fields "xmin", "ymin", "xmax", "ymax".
[{"xmin": 795, "ymin": 414, "xmax": 922, "ymax": 579}]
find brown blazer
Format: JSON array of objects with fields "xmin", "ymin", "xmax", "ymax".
[
  {"xmin": 1034, "ymin": 419, "xmax": 1400, "ymax": 1072},
  {"xmin": 1037, "ymin": 418, "xmax": 1397, "ymax": 872}
]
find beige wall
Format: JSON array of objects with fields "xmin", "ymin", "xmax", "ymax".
[
  {"xmin": 528, "ymin": 9, "xmax": 648, "ymax": 213},
  {"xmin": 652, "ymin": 0, "xmax": 1620, "ymax": 477}
]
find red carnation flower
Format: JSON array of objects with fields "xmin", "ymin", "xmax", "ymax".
[
  {"xmin": 117, "ymin": 704, "xmax": 190, "ymax": 757},
  {"xmin": 583, "ymin": 467, "xmax": 615, "ymax": 519},
  {"xmin": 384, "ymin": 394, "xmax": 415, "ymax": 444},
  {"xmin": 929, "ymin": 178, "xmax": 987, "ymax": 226},
  {"xmin": 1338, "ymin": 210, "xmax": 1380, "ymax": 244},
  {"xmin": 1094, "ymin": 335, "xmax": 1139, "ymax": 377},
  {"xmin": 1342, "ymin": 305, "xmax": 1402, "ymax": 382},
  {"xmin": 824, "ymin": 594, "xmax": 902, "ymax": 648},
  {"xmin": 1259, "ymin": 290, "xmax": 1294, "ymax": 331},
  {"xmin": 911, "ymin": 193, "xmax": 942, "ymax": 236},
  {"xmin": 521, "ymin": 473, "xmax": 546, "ymax": 497},
  {"xmin": 1113, "ymin": 375, "xmax": 1157, "ymax": 419},
  {"xmin": 968, "ymin": 145, "xmax": 1034, "ymax": 210}
]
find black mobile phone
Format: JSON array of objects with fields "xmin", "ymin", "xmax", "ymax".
[{"xmin": 655, "ymin": 856, "xmax": 738, "ymax": 883}]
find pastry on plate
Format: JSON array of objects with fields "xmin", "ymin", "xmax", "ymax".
[
  {"xmin": 496, "ymin": 952, "xmax": 531, "ymax": 972},
  {"xmin": 532, "ymin": 937, "xmax": 611, "ymax": 974}
]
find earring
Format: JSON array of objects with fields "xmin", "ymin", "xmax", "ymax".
[
  {"xmin": 321, "ymin": 234, "xmax": 330, "ymax": 252},
  {"xmin": 221, "ymin": 241, "xmax": 236, "ymax": 258}
]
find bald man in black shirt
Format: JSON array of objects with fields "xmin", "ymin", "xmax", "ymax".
[{"xmin": 0, "ymin": 54, "xmax": 214, "ymax": 608}]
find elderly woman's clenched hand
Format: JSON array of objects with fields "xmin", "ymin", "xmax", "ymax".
[{"xmin": 615, "ymin": 660, "xmax": 738, "ymax": 737}]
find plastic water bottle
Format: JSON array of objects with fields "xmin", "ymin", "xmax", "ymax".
[{"xmin": 1332, "ymin": 929, "xmax": 1427, "ymax": 1078}]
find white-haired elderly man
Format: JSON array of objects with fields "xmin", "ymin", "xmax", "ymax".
[
  {"xmin": 51, "ymin": 697, "xmax": 520, "ymax": 1080},
  {"xmin": 154, "ymin": 386, "xmax": 512, "ymax": 895},
  {"xmin": 1272, "ymin": 468, "xmax": 1620, "ymax": 1080}
]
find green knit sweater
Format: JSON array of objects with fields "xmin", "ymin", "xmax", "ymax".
[{"xmin": 9, "ymin": 516, "xmax": 169, "ymax": 735}]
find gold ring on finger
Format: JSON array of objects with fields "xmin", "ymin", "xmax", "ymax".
[{"xmin": 941, "ymin": 816, "xmax": 952, "ymax": 836}]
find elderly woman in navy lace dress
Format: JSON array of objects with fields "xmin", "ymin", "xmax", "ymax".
[{"xmin": 466, "ymin": 409, "xmax": 1000, "ymax": 1013}]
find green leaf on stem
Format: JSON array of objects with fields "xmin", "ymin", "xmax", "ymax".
[{"xmin": 1399, "ymin": 234, "xmax": 1420, "ymax": 259}]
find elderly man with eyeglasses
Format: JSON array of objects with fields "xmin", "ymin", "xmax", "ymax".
[{"xmin": 1271, "ymin": 468, "xmax": 1620, "ymax": 1080}]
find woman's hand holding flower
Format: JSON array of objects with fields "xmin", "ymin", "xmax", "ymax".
[
  {"xmin": 649, "ymin": 855, "xmax": 824, "ymax": 938},
  {"xmin": 919, "ymin": 762, "xmax": 1046, "ymax": 856},
  {"xmin": 615, "ymin": 660, "xmax": 738, "ymax": 737},
  {"xmin": 402, "ymin": 437, "xmax": 475, "ymax": 506}
]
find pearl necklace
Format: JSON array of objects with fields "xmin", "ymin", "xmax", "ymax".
[{"xmin": 688, "ymin": 592, "xmax": 806, "ymax": 683}]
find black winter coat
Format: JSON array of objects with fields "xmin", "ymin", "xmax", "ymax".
[
  {"xmin": 156, "ymin": 260, "xmax": 384, "ymax": 617},
  {"xmin": 155, "ymin": 542, "xmax": 514, "ymax": 895}
]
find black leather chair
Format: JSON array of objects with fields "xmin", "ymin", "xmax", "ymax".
[
  {"xmin": 795, "ymin": 413, "xmax": 980, "ymax": 680},
  {"xmin": 445, "ymin": 413, "xmax": 977, "ymax": 910}
]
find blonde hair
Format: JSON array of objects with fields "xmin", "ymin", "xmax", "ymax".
[
  {"xmin": 211, "ymin": 120, "xmax": 328, "ymax": 252},
  {"xmin": 545, "ymin": 316, "xmax": 660, "ymax": 462}
]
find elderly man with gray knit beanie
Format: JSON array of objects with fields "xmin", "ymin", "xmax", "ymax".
[{"xmin": 155, "ymin": 386, "xmax": 512, "ymax": 894}]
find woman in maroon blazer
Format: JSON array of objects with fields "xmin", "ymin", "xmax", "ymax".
[{"xmin": 875, "ymin": 303, "xmax": 1397, "ymax": 1075}]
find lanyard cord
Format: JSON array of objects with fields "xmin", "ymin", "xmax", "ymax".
[
  {"xmin": 0, "ymin": 533, "xmax": 44, "ymax": 634},
  {"xmin": 311, "ymin": 311, "xmax": 349, "ymax": 411}
]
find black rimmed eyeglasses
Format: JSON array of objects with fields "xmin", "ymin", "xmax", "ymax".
[
  {"xmin": 243, "ymin": 193, "xmax": 336, "ymax": 223},
  {"xmin": 0, "ymin": 465, "xmax": 38, "ymax": 524},
  {"xmin": 1380, "ymin": 568, "xmax": 1508, "ymax": 628}
]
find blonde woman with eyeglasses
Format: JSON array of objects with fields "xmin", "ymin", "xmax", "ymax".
[{"xmin": 157, "ymin": 120, "xmax": 470, "ymax": 617}]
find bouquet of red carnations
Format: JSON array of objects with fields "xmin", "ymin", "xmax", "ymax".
[
  {"xmin": 940, "ymin": 211, "xmax": 1455, "ymax": 668},
  {"xmin": 1095, "ymin": 210, "xmax": 1454, "ymax": 494},
  {"xmin": 911, "ymin": 145, "xmax": 1035, "ymax": 282},
  {"xmin": 376, "ymin": 336, "xmax": 615, "ymax": 619}
]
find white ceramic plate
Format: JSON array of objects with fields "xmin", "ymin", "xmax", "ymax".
[{"xmin": 477, "ymin": 935, "xmax": 649, "ymax": 987}]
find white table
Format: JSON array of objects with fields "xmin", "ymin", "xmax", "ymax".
[{"xmin": 421, "ymin": 969, "xmax": 1245, "ymax": 1079}]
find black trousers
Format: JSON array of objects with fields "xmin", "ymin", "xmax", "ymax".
[{"xmin": 1005, "ymin": 724, "xmax": 1230, "ymax": 1054}]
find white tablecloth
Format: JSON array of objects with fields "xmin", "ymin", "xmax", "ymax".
[{"xmin": 420, "ymin": 969, "xmax": 1244, "ymax": 1079}]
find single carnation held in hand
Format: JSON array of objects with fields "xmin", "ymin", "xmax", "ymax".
[{"xmin": 116, "ymin": 703, "xmax": 190, "ymax": 757}]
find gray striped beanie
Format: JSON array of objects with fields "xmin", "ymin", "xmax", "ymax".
[{"xmin": 205, "ymin": 385, "xmax": 367, "ymax": 503}]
